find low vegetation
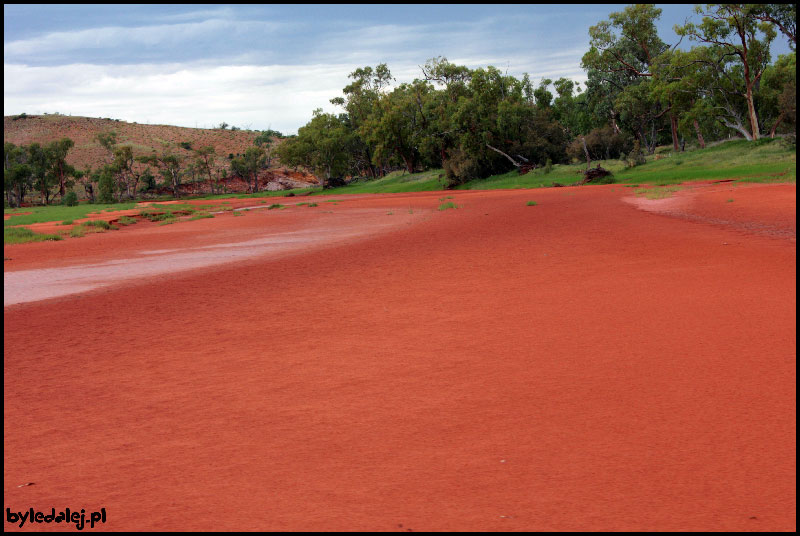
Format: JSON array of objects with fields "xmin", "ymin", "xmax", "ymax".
[
  {"xmin": 4, "ymin": 227, "xmax": 63, "ymax": 244},
  {"xmin": 634, "ymin": 186, "xmax": 683, "ymax": 200}
]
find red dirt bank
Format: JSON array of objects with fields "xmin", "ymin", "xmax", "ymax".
[{"xmin": 4, "ymin": 183, "xmax": 796, "ymax": 531}]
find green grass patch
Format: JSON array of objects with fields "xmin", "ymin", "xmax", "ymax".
[
  {"xmin": 116, "ymin": 216, "xmax": 138, "ymax": 225},
  {"xmin": 138, "ymin": 205, "xmax": 195, "ymax": 222},
  {"xmin": 69, "ymin": 219, "xmax": 118, "ymax": 237},
  {"xmin": 438, "ymin": 201, "xmax": 459, "ymax": 211},
  {"xmin": 189, "ymin": 212, "xmax": 214, "ymax": 220},
  {"xmin": 60, "ymin": 219, "xmax": 74, "ymax": 226},
  {"xmin": 526, "ymin": 200, "xmax": 538, "ymax": 206},
  {"xmin": 267, "ymin": 204, "xmax": 285, "ymax": 210},
  {"xmin": 4, "ymin": 227, "xmax": 64, "ymax": 244},
  {"xmin": 4, "ymin": 202, "xmax": 137, "ymax": 227}
]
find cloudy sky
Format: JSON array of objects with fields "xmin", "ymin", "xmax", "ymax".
[{"xmin": 4, "ymin": 4, "xmax": 793, "ymax": 134}]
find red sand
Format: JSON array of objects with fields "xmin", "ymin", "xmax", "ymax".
[{"xmin": 4, "ymin": 183, "xmax": 796, "ymax": 531}]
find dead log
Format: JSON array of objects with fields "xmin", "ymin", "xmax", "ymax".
[{"xmin": 576, "ymin": 165, "xmax": 613, "ymax": 185}]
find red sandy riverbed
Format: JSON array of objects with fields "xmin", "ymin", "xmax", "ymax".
[{"xmin": 4, "ymin": 183, "xmax": 795, "ymax": 531}]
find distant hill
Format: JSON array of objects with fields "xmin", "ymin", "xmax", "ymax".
[{"xmin": 3, "ymin": 114, "xmax": 318, "ymax": 193}]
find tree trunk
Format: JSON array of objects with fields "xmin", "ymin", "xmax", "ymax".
[
  {"xmin": 693, "ymin": 120, "xmax": 706, "ymax": 149},
  {"xmin": 745, "ymin": 83, "xmax": 760, "ymax": 140},
  {"xmin": 770, "ymin": 111, "xmax": 786, "ymax": 138},
  {"xmin": 610, "ymin": 110, "xmax": 621, "ymax": 134},
  {"xmin": 581, "ymin": 137, "xmax": 591, "ymax": 169},
  {"xmin": 670, "ymin": 115, "xmax": 680, "ymax": 152},
  {"xmin": 402, "ymin": 154, "xmax": 415, "ymax": 174}
]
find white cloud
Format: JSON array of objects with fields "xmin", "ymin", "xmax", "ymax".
[
  {"xmin": 4, "ymin": 44, "xmax": 590, "ymax": 134},
  {"xmin": 4, "ymin": 18, "xmax": 284, "ymax": 59},
  {"xmin": 5, "ymin": 62, "xmax": 365, "ymax": 134}
]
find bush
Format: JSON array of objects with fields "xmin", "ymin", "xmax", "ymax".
[
  {"xmin": 625, "ymin": 140, "xmax": 646, "ymax": 168},
  {"xmin": 97, "ymin": 168, "xmax": 115, "ymax": 203},
  {"xmin": 62, "ymin": 191, "xmax": 79, "ymax": 206},
  {"xmin": 442, "ymin": 149, "xmax": 481, "ymax": 188}
]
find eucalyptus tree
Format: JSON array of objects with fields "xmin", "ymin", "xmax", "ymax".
[
  {"xmin": 330, "ymin": 64, "xmax": 393, "ymax": 178},
  {"xmin": 276, "ymin": 110, "xmax": 357, "ymax": 188},
  {"xmin": 26, "ymin": 143, "xmax": 60, "ymax": 205},
  {"xmin": 45, "ymin": 138, "xmax": 75, "ymax": 199},
  {"xmin": 4, "ymin": 143, "xmax": 32, "ymax": 207},
  {"xmin": 194, "ymin": 146, "xmax": 218, "ymax": 194},
  {"xmin": 583, "ymin": 4, "xmax": 676, "ymax": 151},
  {"xmin": 749, "ymin": 4, "xmax": 796, "ymax": 49},
  {"xmin": 676, "ymin": 4, "xmax": 777, "ymax": 140},
  {"xmin": 758, "ymin": 53, "xmax": 796, "ymax": 137},
  {"xmin": 418, "ymin": 57, "xmax": 473, "ymax": 168},
  {"xmin": 363, "ymin": 79, "xmax": 434, "ymax": 174},
  {"xmin": 231, "ymin": 146, "xmax": 267, "ymax": 193},
  {"xmin": 141, "ymin": 149, "xmax": 186, "ymax": 198}
]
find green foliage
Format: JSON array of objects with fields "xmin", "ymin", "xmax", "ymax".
[
  {"xmin": 230, "ymin": 146, "xmax": 267, "ymax": 193},
  {"xmin": 526, "ymin": 200, "xmax": 538, "ymax": 206},
  {"xmin": 276, "ymin": 109, "xmax": 358, "ymax": 186},
  {"xmin": 97, "ymin": 167, "xmax": 115, "ymax": 203},
  {"xmin": 62, "ymin": 190, "xmax": 78, "ymax": 206},
  {"xmin": 117, "ymin": 216, "xmax": 138, "ymax": 225},
  {"xmin": 438, "ymin": 201, "xmax": 459, "ymax": 210},
  {"xmin": 626, "ymin": 140, "xmax": 647, "ymax": 168}
]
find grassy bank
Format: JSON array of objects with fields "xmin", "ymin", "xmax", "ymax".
[{"xmin": 318, "ymin": 137, "xmax": 795, "ymax": 195}]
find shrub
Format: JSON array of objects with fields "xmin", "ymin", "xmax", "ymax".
[
  {"xmin": 97, "ymin": 168, "xmax": 115, "ymax": 203},
  {"xmin": 442, "ymin": 149, "xmax": 481, "ymax": 188},
  {"xmin": 62, "ymin": 191, "xmax": 79, "ymax": 206},
  {"xmin": 625, "ymin": 140, "xmax": 646, "ymax": 168}
]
